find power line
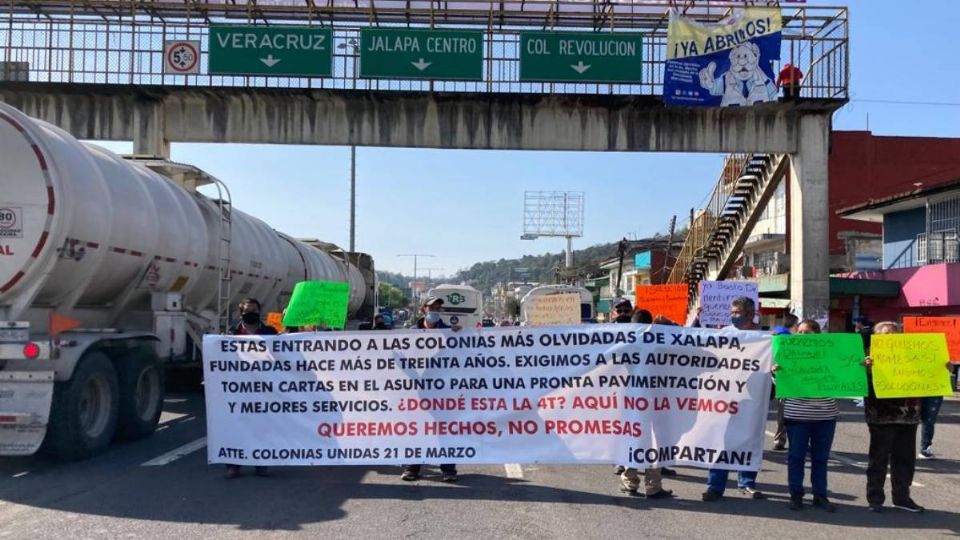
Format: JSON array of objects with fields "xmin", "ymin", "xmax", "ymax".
[{"xmin": 851, "ymin": 99, "xmax": 960, "ymax": 108}]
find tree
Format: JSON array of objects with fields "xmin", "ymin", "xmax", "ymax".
[{"xmin": 378, "ymin": 283, "xmax": 408, "ymax": 309}]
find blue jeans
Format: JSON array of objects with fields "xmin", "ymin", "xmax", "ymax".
[
  {"xmin": 920, "ymin": 397, "xmax": 944, "ymax": 452},
  {"xmin": 785, "ymin": 419, "xmax": 837, "ymax": 497},
  {"xmin": 706, "ymin": 468, "xmax": 758, "ymax": 495}
]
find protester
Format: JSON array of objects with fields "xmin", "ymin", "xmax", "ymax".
[
  {"xmin": 372, "ymin": 314, "xmax": 389, "ymax": 330},
  {"xmin": 609, "ymin": 300, "xmax": 674, "ymax": 498},
  {"xmin": 918, "ymin": 396, "xmax": 943, "ymax": 459},
  {"xmin": 772, "ymin": 316, "xmax": 798, "ymax": 452},
  {"xmin": 226, "ymin": 298, "xmax": 278, "ymax": 479},
  {"xmin": 863, "ymin": 321, "xmax": 924, "ymax": 513},
  {"xmin": 401, "ymin": 295, "xmax": 461, "ymax": 482},
  {"xmin": 703, "ymin": 296, "xmax": 765, "ymax": 501},
  {"xmin": 774, "ymin": 319, "xmax": 838, "ymax": 512}
]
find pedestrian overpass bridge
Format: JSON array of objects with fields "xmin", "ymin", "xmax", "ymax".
[{"xmin": 0, "ymin": 0, "xmax": 849, "ymax": 320}]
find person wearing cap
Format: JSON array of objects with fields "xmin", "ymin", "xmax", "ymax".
[
  {"xmin": 401, "ymin": 295, "xmax": 460, "ymax": 482},
  {"xmin": 703, "ymin": 296, "xmax": 765, "ymax": 502},
  {"xmin": 611, "ymin": 297, "xmax": 634, "ymax": 324}
]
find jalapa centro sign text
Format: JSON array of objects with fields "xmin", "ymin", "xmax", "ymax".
[{"xmin": 203, "ymin": 325, "xmax": 772, "ymax": 469}]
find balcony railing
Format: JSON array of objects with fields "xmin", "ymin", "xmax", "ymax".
[
  {"xmin": 916, "ymin": 231, "xmax": 959, "ymax": 265},
  {"xmin": 0, "ymin": 2, "xmax": 849, "ymax": 98}
]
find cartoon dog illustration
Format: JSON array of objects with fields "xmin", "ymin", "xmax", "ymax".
[{"xmin": 698, "ymin": 42, "xmax": 777, "ymax": 107}]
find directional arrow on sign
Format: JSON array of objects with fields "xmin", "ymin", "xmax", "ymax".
[
  {"xmin": 570, "ymin": 61, "xmax": 591, "ymax": 74},
  {"xmin": 411, "ymin": 58, "xmax": 432, "ymax": 71},
  {"xmin": 260, "ymin": 54, "xmax": 281, "ymax": 68}
]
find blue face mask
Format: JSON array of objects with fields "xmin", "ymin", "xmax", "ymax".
[{"xmin": 425, "ymin": 312, "xmax": 442, "ymax": 324}]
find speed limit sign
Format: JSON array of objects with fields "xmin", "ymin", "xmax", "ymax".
[{"xmin": 163, "ymin": 40, "xmax": 200, "ymax": 74}]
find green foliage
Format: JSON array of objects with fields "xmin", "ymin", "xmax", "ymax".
[
  {"xmin": 452, "ymin": 242, "xmax": 620, "ymax": 294},
  {"xmin": 378, "ymin": 282, "xmax": 408, "ymax": 308}
]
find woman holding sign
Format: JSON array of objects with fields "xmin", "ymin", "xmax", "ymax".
[
  {"xmin": 774, "ymin": 320, "xmax": 839, "ymax": 512},
  {"xmin": 862, "ymin": 322, "xmax": 924, "ymax": 513}
]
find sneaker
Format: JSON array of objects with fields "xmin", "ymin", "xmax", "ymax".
[
  {"xmin": 614, "ymin": 465, "xmax": 626, "ymax": 475},
  {"xmin": 812, "ymin": 496, "xmax": 836, "ymax": 513},
  {"xmin": 789, "ymin": 496, "xmax": 803, "ymax": 511},
  {"xmin": 701, "ymin": 490, "xmax": 722, "ymax": 502},
  {"xmin": 441, "ymin": 472, "xmax": 459, "ymax": 483},
  {"xmin": 772, "ymin": 441, "xmax": 787, "ymax": 451},
  {"xmin": 646, "ymin": 489, "xmax": 674, "ymax": 500},
  {"xmin": 918, "ymin": 448, "xmax": 935, "ymax": 460},
  {"xmin": 868, "ymin": 504, "xmax": 884, "ymax": 513},
  {"xmin": 620, "ymin": 485, "xmax": 641, "ymax": 496},
  {"xmin": 660, "ymin": 467, "xmax": 678, "ymax": 477},
  {"xmin": 893, "ymin": 500, "xmax": 925, "ymax": 513},
  {"xmin": 225, "ymin": 465, "xmax": 241, "ymax": 479},
  {"xmin": 400, "ymin": 470, "xmax": 419, "ymax": 481},
  {"xmin": 739, "ymin": 487, "xmax": 765, "ymax": 500}
]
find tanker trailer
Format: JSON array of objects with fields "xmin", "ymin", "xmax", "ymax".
[{"xmin": 0, "ymin": 102, "xmax": 371, "ymax": 459}]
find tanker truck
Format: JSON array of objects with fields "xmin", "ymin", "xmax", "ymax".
[{"xmin": 0, "ymin": 103, "xmax": 376, "ymax": 460}]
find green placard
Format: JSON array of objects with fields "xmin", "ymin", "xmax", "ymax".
[
  {"xmin": 208, "ymin": 25, "xmax": 332, "ymax": 76},
  {"xmin": 360, "ymin": 28, "xmax": 483, "ymax": 80},
  {"xmin": 772, "ymin": 334, "xmax": 868, "ymax": 398},
  {"xmin": 282, "ymin": 281, "xmax": 351, "ymax": 329},
  {"xmin": 520, "ymin": 31, "xmax": 643, "ymax": 83}
]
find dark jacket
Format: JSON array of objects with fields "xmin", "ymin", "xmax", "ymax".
[
  {"xmin": 231, "ymin": 321, "xmax": 279, "ymax": 336},
  {"xmin": 863, "ymin": 372, "xmax": 921, "ymax": 425}
]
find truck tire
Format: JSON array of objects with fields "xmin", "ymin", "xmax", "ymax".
[
  {"xmin": 45, "ymin": 352, "xmax": 119, "ymax": 461},
  {"xmin": 116, "ymin": 349, "xmax": 164, "ymax": 440}
]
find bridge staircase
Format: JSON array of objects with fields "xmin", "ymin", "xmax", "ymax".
[{"xmin": 667, "ymin": 153, "xmax": 789, "ymax": 310}]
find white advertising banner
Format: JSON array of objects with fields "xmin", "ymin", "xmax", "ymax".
[{"xmin": 203, "ymin": 325, "xmax": 772, "ymax": 470}]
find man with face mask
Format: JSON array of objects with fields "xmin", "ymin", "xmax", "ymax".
[
  {"xmin": 703, "ymin": 296, "xmax": 765, "ymax": 502},
  {"xmin": 402, "ymin": 295, "xmax": 460, "ymax": 482},
  {"xmin": 226, "ymin": 298, "xmax": 278, "ymax": 479}
]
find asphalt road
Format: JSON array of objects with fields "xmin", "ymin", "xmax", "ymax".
[{"xmin": 1, "ymin": 392, "xmax": 957, "ymax": 539}]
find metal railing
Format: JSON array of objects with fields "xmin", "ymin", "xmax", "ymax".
[
  {"xmin": 0, "ymin": 2, "xmax": 848, "ymax": 97},
  {"xmin": 667, "ymin": 152, "xmax": 751, "ymax": 284},
  {"xmin": 916, "ymin": 231, "xmax": 959, "ymax": 266}
]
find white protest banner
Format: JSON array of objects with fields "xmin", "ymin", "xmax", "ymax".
[
  {"xmin": 527, "ymin": 293, "xmax": 581, "ymax": 326},
  {"xmin": 203, "ymin": 325, "xmax": 772, "ymax": 470},
  {"xmin": 699, "ymin": 280, "xmax": 760, "ymax": 326}
]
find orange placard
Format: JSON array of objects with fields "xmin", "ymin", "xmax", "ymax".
[
  {"xmin": 634, "ymin": 284, "xmax": 689, "ymax": 325},
  {"xmin": 903, "ymin": 316, "xmax": 960, "ymax": 363},
  {"xmin": 265, "ymin": 312, "xmax": 284, "ymax": 333}
]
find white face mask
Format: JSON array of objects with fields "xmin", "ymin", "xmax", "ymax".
[{"xmin": 425, "ymin": 312, "xmax": 442, "ymax": 324}]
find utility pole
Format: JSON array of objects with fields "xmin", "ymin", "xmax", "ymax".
[
  {"xmin": 397, "ymin": 253, "xmax": 434, "ymax": 306},
  {"xmin": 349, "ymin": 145, "xmax": 356, "ymax": 252}
]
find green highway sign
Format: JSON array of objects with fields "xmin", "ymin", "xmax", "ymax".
[
  {"xmin": 360, "ymin": 28, "xmax": 483, "ymax": 80},
  {"xmin": 208, "ymin": 25, "xmax": 332, "ymax": 76},
  {"xmin": 520, "ymin": 32, "xmax": 643, "ymax": 83}
]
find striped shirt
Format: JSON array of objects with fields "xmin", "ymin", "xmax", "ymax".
[{"xmin": 783, "ymin": 398, "xmax": 839, "ymax": 421}]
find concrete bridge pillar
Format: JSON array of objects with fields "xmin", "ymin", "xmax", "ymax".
[
  {"xmin": 132, "ymin": 101, "xmax": 169, "ymax": 158},
  {"xmin": 789, "ymin": 113, "xmax": 832, "ymax": 323}
]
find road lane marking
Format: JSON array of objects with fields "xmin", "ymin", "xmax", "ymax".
[
  {"xmin": 141, "ymin": 437, "xmax": 207, "ymax": 467},
  {"xmin": 504, "ymin": 463, "xmax": 524, "ymax": 479},
  {"xmin": 11, "ymin": 471, "xmax": 29, "ymax": 478}
]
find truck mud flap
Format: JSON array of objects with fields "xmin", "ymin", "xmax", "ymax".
[{"xmin": 0, "ymin": 371, "xmax": 54, "ymax": 456}]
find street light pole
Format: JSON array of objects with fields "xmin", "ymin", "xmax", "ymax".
[
  {"xmin": 349, "ymin": 145, "xmax": 356, "ymax": 252},
  {"xmin": 397, "ymin": 253, "xmax": 434, "ymax": 306}
]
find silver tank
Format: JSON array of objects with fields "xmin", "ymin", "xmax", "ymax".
[{"xmin": 0, "ymin": 102, "xmax": 365, "ymax": 327}]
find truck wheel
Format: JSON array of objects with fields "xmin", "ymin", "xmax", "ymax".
[
  {"xmin": 45, "ymin": 352, "xmax": 119, "ymax": 461},
  {"xmin": 116, "ymin": 349, "xmax": 164, "ymax": 440}
]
